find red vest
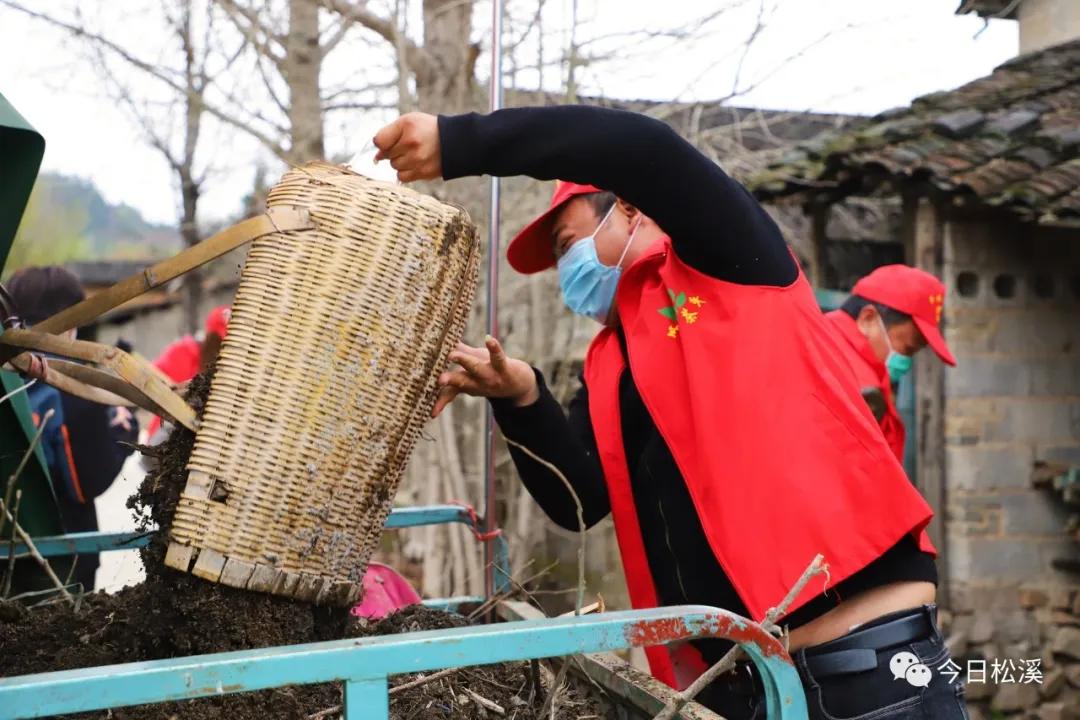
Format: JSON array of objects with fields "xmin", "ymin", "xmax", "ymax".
[
  {"xmin": 584, "ymin": 239, "xmax": 936, "ymax": 688},
  {"xmin": 824, "ymin": 310, "xmax": 906, "ymax": 461}
]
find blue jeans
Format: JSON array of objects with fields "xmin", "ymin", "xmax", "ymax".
[{"xmin": 699, "ymin": 604, "xmax": 970, "ymax": 720}]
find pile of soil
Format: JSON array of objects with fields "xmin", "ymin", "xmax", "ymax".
[{"xmin": 0, "ymin": 373, "xmax": 612, "ymax": 719}]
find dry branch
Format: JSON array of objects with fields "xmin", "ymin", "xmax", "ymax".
[
  {"xmin": 3, "ymin": 408, "xmax": 54, "ymax": 516},
  {"xmin": 0, "ymin": 379, "xmax": 35, "ymax": 407},
  {"xmin": 0, "ymin": 498, "xmax": 75, "ymax": 607},
  {"xmin": 2, "ymin": 490, "xmax": 23, "ymax": 598},
  {"xmin": 501, "ymin": 436, "xmax": 588, "ymax": 720},
  {"xmin": 652, "ymin": 554, "xmax": 828, "ymax": 720}
]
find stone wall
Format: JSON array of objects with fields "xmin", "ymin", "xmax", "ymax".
[
  {"xmin": 1018, "ymin": 0, "xmax": 1080, "ymax": 55},
  {"xmin": 942, "ymin": 215, "xmax": 1080, "ymax": 717}
]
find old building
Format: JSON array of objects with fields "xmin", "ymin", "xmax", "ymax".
[{"xmin": 750, "ymin": 8, "xmax": 1079, "ymax": 714}]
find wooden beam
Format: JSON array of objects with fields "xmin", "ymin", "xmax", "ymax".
[{"xmin": 911, "ymin": 197, "xmax": 949, "ymax": 606}]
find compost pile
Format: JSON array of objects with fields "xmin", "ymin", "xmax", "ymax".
[{"xmin": 0, "ymin": 372, "xmax": 609, "ymax": 720}]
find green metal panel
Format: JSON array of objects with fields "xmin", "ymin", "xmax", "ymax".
[
  {"xmin": 0, "ymin": 91, "xmax": 45, "ymax": 263},
  {"xmin": 0, "ymin": 93, "xmax": 63, "ymax": 547},
  {"xmin": 0, "ymin": 371, "xmax": 61, "ymax": 537}
]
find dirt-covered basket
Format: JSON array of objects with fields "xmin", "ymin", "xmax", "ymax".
[{"xmin": 163, "ymin": 161, "xmax": 480, "ymax": 606}]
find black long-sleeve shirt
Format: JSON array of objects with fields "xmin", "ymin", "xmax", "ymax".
[{"xmin": 439, "ymin": 106, "xmax": 936, "ymax": 663}]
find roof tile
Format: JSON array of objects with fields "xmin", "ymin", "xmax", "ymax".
[{"xmin": 750, "ymin": 39, "xmax": 1080, "ymax": 225}]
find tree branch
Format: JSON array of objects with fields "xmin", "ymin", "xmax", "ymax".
[
  {"xmin": 1, "ymin": 0, "xmax": 289, "ymax": 159},
  {"xmin": 321, "ymin": 100, "xmax": 397, "ymax": 112},
  {"xmin": 1, "ymin": 498, "xmax": 75, "ymax": 606},
  {"xmin": 321, "ymin": 0, "xmax": 432, "ymax": 78},
  {"xmin": 653, "ymin": 554, "xmax": 829, "ymax": 720},
  {"xmin": 215, "ymin": 0, "xmax": 285, "ymax": 66}
]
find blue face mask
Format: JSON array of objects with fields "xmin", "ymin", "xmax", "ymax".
[
  {"xmin": 556, "ymin": 206, "xmax": 636, "ymax": 324},
  {"xmin": 879, "ymin": 315, "xmax": 913, "ymax": 382}
]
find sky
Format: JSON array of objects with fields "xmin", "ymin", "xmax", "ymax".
[{"xmin": 0, "ymin": 0, "xmax": 1018, "ymax": 228}]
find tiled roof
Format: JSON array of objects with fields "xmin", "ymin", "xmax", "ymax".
[{"xmin": 749, "ymin": 39, "xmax": 1080, "ymax": 226}]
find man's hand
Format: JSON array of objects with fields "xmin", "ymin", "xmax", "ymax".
[
  {"xmin": 372, "ymin": 113, "xmax": 441, "ymax": 183},
  {"xmin": 433, "ymin": 336, "xmax": 539, "ymax": 418}
]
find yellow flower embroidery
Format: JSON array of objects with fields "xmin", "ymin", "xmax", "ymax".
[{"xmin": 659, "ymin": 289, "xmax": 702, "ymax": 336}]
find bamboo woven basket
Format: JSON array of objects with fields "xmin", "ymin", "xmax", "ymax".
[{"xmin": 164, "ymin": 161, "xmax": 480, "ymax": 606}]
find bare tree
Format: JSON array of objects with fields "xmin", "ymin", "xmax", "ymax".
[
  {"xmin": 6, "ymin": 0, "xmax": 863, "ymax": 604},
  {"xmin": 1, "ymin": 0, "xmax": 248, "ymax": 332}
]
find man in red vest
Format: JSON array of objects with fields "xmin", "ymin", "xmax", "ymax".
[
  {"xmin": 825, "ymin": 266, "xmax": 957, "ymax": 461},
  {"xmin": 374, "ymin": 107, "xmax": 967, "ymax": 719}
]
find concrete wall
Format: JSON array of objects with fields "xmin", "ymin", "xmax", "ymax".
[
  {"xmin": 1018, "ymin": 0, "xmax": 1080, "ymax": 54},
  {"xmin": 941, "ymin": 215, "xmax": 1080, "ymax": 715}
]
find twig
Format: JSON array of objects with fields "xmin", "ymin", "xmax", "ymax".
[
  {"xmin": 652, "ymin": 554, "xmax": 828, "ymax": 720},
  {"xmin": 3, "ymin": 408, "xmax": 54, "ymax": 514},
  {"xmin": 502, "ymin": 437, "xmax": 586, "ymax": 617},
  {"xmin": 502, "ymin": 436, "xmax": 587, "ymax": 720},
  {"xmin": 304, "ymin": 666, "xmax": 467, "ymax": 719},
  {"xmin": 389, "ymin": 666, "xmax": 461, "ymax": 696},
  {"xmin": 2, "ymin": 489, "xmax": 22, "ymax": 598},
  {"xmin": 63, "ymin": 552, "xmax": 80, "ymax": 594},
  {"xmin": 0, "ymin": 498, "xmax": 75, "ymax": 606},
  {"xmin": 544, "ymin": 661, "xmax": 571, "ymax": 720},
  {"xmin": 463, "ymin": 687, "xmax": 505, "ymax": 715},
  {"xmin": 1, "ymin": 408, "xmax": 56, "ymax": 597},
  {"xmin": 528, "ymin": 659, "xmax": 541, "ymax": 705},
  {"xmin": 466, "ymin": 560, "xmax": 556, "ymax": 621},
  {"xmin": 0, "ymin": 379, "xmax": 35, "ymax": 406},
  {"xmin": 305, "ymin": 704, "xmax": 342, "ymax": 720}
]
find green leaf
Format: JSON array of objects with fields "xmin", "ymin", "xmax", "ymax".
[
  {"xmin": 675, "ymin": 292, "xmax": 687, "ymax": 308},
  {"xmin": 658, "ymin": 307, "xmax": 677, "ymax": 321},
  {"xmin": 667, "ymin": 288, "xmax": 677, "ymax": 302}
]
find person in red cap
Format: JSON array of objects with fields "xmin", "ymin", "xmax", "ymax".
[
  {"xmin": 826, "ymin": 266, "xmax": 957, "ymax": 461},
  {"xmin": 373, "ymin": 107, "xmax": 966, "ymax": 719},
  {"xmin": 145, "ymin": 305, "xmax": 230, "ymax": 440}
]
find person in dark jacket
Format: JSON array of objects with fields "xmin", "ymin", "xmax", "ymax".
[{"xmin": 7, "ymin": 266, "xmax": 137, "ymax": 592}]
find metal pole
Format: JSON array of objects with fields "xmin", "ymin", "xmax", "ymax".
[{"xmin": 483, "ymin": 0, "xmax": 504, "ymax": 601}]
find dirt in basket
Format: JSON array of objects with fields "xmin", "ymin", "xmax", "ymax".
[{"xmin": 0, "ymin": 372, "xmax": 613, "ymax": 719}]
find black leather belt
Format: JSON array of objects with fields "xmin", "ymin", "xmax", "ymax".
[{"xmin": 802, "ymin": 607, "xmax": 934, "ymax": 680}]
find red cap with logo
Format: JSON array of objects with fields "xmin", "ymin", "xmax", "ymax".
[
  {"xmin": 852, "ymin": 265, "xmax": 956, "ymax": 366},
  {"xmin": 507, "ymin": 180, "xmax": 602, "ymax": 274},
  {"xmin": 205, "ymin": 305, "xmax": 231, "ymax": 338}
]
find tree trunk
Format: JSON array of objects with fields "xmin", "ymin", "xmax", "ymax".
[
  {"xmin": 283, "ymin": 0, "xmax": 325, "ymax": 163},
  {"xmin": 179, "ymin": 168, "xmax": 202, "ymax": 334},
  {"xmin": 178, "ymin": 0, "xmax": 204, "ymax": 335},
  {"xmin": 414, "ymin": 0, "xmax": 479, "ymax": 114}
]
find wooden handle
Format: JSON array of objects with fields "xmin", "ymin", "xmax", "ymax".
[
  {"xmin": 0, "ymin": 207, "xmax": 313, "ymax": 365},
  {"xmin": 2, "ymin": 330, "xmax": 198, "ymax": 431}
]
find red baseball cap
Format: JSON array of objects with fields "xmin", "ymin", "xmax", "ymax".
[
  {"xmin": 205, "ymin": 305, "xmax": 231, "ymax": 338},
  {"xmin": 852, "ymin": 265, "xmax": 956, "ymax": 366},
  {"xmin": 507, "ymin": 180, "xmax": 604, "ymax": 274}
]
